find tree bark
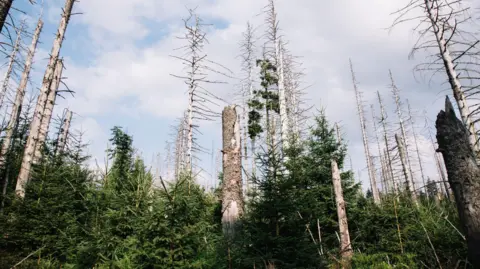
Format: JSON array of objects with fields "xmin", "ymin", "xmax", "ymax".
[
  {"xmin": 436, "ymin": 96, "xmax": 480, "ymax": 267},
  {"xmin": 0, "ymin": 0, "xmax": 13, "ymax": 34},
  {"xmin": 34, "ymin": 59, "xmax": 63, "ymax": 163},
  {"xmin": 55, "ymin": 109, "xmax": 71, "ymax": 156},
  {"xmin": 16, "ymin": 0, "xmax": 75, "ymax": 198},
  {"xmin": 221, "ymin": 105, "xmax": 243, "ymax": 236},
  {"xmin": 331, "ymin": 159, "xmax": 353, "ymax": 261}
]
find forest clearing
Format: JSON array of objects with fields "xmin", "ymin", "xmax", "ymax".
[{"xmin": 0, "ymin": 0, "xmax": 479, "ymax": 268}]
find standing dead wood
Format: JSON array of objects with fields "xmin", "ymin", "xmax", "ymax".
[
  {"xmin": 378, "ymin": 91, "xmax": 399, "ymax": 195},
  {"xmin": 0, "ymin": 18, "xmax": 42, "ymax": 167},
  {"xmin": 392, "ymin": 0, "xmax": 480, "ymax": 157},
  {"xmin": 407, "ymin": 100, "xmax": 427, "ymax": 196},
  {"xmin": 16, "ymin": 0, "xmax": 75, "ymax": 198},
  {"xmin": 221, "ymin": 105, "xmax": 243, "ymax": 236},
  {"xmin": 55, "ymin": 109, "xmax": 72, "ymax": 156},
  {"xmin": 396, "ymin": 133, "xmax": 419, "ymax": 205},
  {"xmin": 436, "ymin": 96, "xmax": 480, "ymax": 267},
  {"xmin": 350, "ymin": 60, "xmax": 380, "ymax": 204},
  {"xmin": 0, "ymin": 20, "xmax": 24, "ymax": 111},
  {"xmin": 331, "ymin": 124, "xmax": 353, "ymax": 262},
  {"xmin": 391, "ymin": 71, "xmax": 416, "ymax": 193},
  {"xmin": 34, "ymin": 59, "xmax": 63, "ymax": 163}
]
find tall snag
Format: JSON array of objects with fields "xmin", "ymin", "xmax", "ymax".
[
  {"xmin": 0, "ymin": 20, "xmax": 24, "ymax": 111},
  {"xmin": 407, "ymin": 100, "xmax": 427, "ymax": 196},
  {"xmin": 436, "ymin": 96, "xmax": 480, "ymax": 267},
  {"xmin": 221, "ymin": 105, "xmax": 243, "ymax": 235},
  {"xmin": 34, "ymin": 59, "xmax": 63, "ymax": 163},
  {"xmin": 350, "ymin": 60, "xmax": 380, "ymax": 204},
  {"xmin": 395, "ymin": 133, "xmax": 418, "ymax": 205},
  {"xmin": 332, "ymin": 124, "xmax": 353, "ymax": 262},
  {"xmin": 0, "ymin": 18, "xmax": 43, "ymax": 166},
  {"xmin": 16, "ymin": 0, "xmax": 75, "ymax": 198}
]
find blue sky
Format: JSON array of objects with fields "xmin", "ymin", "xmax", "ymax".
[{"xmin": 4, "ymin": 0, "xmax": 479, "ymax": 192}]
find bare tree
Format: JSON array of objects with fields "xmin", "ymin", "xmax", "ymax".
[
  {"xmin": 436, "ymin": 96, "xmax": 480, "ymax": 267},
  {"xmin": 16, "ymin": 0, "xmax": 75, "ymax": 198},
  {"xmin": 371, "ymin": 104, "xmax": 387, "ymax": 194},
  {"xmin": 407, "ymin": 99, "xmax": 428, "ymax": 195},
  {"xmin": 396, "ymin": 133, "xmax": 419, "ymax": 204},
  {"xmin": 0, "ymin": 20, "xmax": 24, "ymax": 111},
  {"xmin": 378, "ymin": 91, "xmax": 399, "ymax": 195},
  {"xmin": 34, "ymin": 59, "xmax": 64, "ymax": 163},
  {"xmin": 171, "ymin": 8, "xmax": 230, "ymax": 172},
  {"xmin": 0, "ymin": 0, "xmax": 13, "ymax": 34},
  {"xmin": 390, "ymin": 71, "xmax": 417, "ymax": 194},
  {"xmin": 0, "ymin": 18, "xmax": 42, "ymax": 167},
  {"xmin": 350, "ymin": 60, "xmax": 380, "ymax": 204},
  {"xmin": 392, "ymin": 0, "xmax": 480, "ymax": 157}
]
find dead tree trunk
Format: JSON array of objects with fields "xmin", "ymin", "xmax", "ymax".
[
  {"xmin": 55, "ymin": 109, "xmax": 72, "ymax": 155},
  {"xmin": 0, "ymin": 0, "xmax": 13, "ymax": 34},
  {"xmin": 0, "ymin": 18, "xmax": 43, "ymax": 167},
  {"xmin": 331, "ymin": 126, "xmax": 353, "ymax": 261},
  {"xmin": 407, "ymin": 99, "xmax": 427, "ymax": 196},
  {"xmin": 350, "ymin": 60, "xmax": 380, "ymax": 204},
  {"xmin": 436, "ymin": 96, "xmax": 480, "ymax": 267},
  {"xmin": 16, "ymin": 0, "xmax": 75, "ymax": 198},
  {"xmin": 222, "ymin": 105, "xmax": 243, "ymax": 236},
  {"xmin": 0, "ymin": 21, "xmax": 24, "ymax": 111},
  {"xmin": 378, "ymin": 91, "xmax": 399, "ymax": 195},
  {"xmin": 34, "ymin": 59, "xmax": 63, "ymax": 163},
  {"xmin": 396, "ymin": 133, "xmax": 418, "ymax": 205}
]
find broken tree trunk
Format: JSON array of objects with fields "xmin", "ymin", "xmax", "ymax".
[
  {"xmin": 55, "ymin": 109, "xmax": 72, "ymax": 156},
  {"xmin": 396, "ymin": 133, "xmax": 418, "ymax": 205},
  {"xmin": 0, "ymin": 0, "xmax": 13, "ymax": 34},
  {"xmin": 34, "ymin": 59, "xmax": 63, "ymax": 163},
  {"xmin": 331, "ymin": 128, "xmax": 353, "ymax": 261},
  {"xmin": 0, "ymin": 18, "xmax": 43, "ymax": 167},
  {"xmin": 16, "ymin": 0, "xmax": 75, "ymax": 199},
  {"xmin": 436, "ymin": 96, "xmax": 480, "ymax": 267},
  {"xmin": 221, "ymin": 105, "xmax": 243, "ymax": 236}
]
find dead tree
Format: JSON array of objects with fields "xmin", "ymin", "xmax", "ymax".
[
  {"xmin": 34, "ymin": 59, "xmax": 63, "ymax": 163},
  {"xmin": 55, "ymin": 109, "xmax": 72, "ymax": 156},
  {"xmin": 16, "ymin": 0, "xmax": 75, "ymax": 198},
  {"xmin": 350, "ymin": 60, "xmax": 380, "ymax": 204},
  {"xmin": 239, "ymin": 22, "xmax": 257, "ymax": 190},
  {"xmin": 391, "ymin": 71, "xmax": 416, "ymax": 193},
  {"xmin": 371, "ymin": 104, "xmax": 387, "ymax": 194},
  {"xmin": 392, "ymin": 0, "xmax": 480, "ymax": 157},
  {"xmin": 436, "ymin": 96, "xmax": 480, "ymax": 267},
  {"xmin": 0, "ymin": 20, "xmax": 24, "ymax": 111},
  {"xmin": 221, "ymin": 105, "xmax": 243, "ymax": 235},
  {"xmin": 396, "ymin": 133, "xmax": 418, "ymax": 205},
  {"xmin": 332, "ymin": 124, "xmax": 353, "ymax": 261},
  {"xmin": 0, "ymin": 18, "xmax": 43, "ymax": 167},
  {"xmin": 378, "ymin": 91, "xmax": 399, "ymax": 195},
  {"xmin": 171, "ymin": 9, "xmax": 230, "ymax": 172},
  {"xmin": 407, "ymin": 99, "xmax": 427, "ymax": 196}
]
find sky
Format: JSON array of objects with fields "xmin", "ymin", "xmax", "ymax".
[{"xmin": 5, "ymin": 0, "xmax": 480, "ymax": 192}]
